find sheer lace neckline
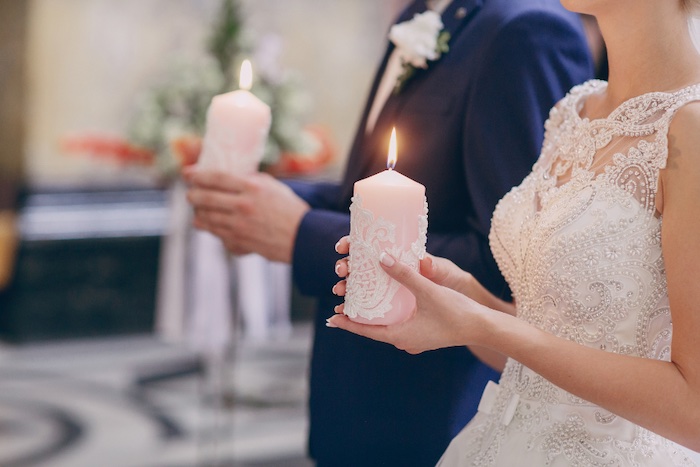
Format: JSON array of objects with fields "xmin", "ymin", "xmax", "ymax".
[
  {"xmin": 533, "ymin": 79, "xmax": 700, "ymax": 214},
  {"xmin": 573, "ymin": 79, "xmax": 700, "ymax": 125}
]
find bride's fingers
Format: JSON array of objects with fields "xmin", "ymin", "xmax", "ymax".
[
  {"xmin": 326, "ymin": 314, "xmax": 391, "ymax": 344},
  {"xmin": 335, "ymin": 258, "xmax": 349, "ymax": 277},
  {"xmin": 419, "ymin": 255, "xmax": 437, "ymax": 279},
  {"xmin": 333, "ymin": 303, "xmax": 345, "ymax": 314},
  {"xmin": 379, "ymin": 252, "xmax": 433, "ymax": 299},
  {"xmin": 332, "ymin": 280, "xmax": 347, "ymax": 296},
  {"xmin": 335, "ymin": 236, "xmax": 350, "ymax": 254}
]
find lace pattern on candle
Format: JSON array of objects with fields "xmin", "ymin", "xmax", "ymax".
[
  {"xmin": 198, "ymin": 122, "xmax": 270, "ymax": 173},
  {"xmin": 345, "ymin": 195, "xmax": 428, "ymax": 320}
]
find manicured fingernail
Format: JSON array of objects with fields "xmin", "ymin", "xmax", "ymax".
[
  {"xmin": 332, "ymin": 284, "xmax": 339, "ymax": 295},
  {"xmin": 335, "ymin": 241, "xmax": 341, "ymax": 253},
  {"xmin": 335, "ymin": 262, "xmax": 341, "ymax": 276},
  {"xmin": 326, "ymin": 318, "xmax": 338, "ymax": 328},
  {"xmin": 334, "ymin": 305, "xmax": 342, "ymax": 313},
  {"xmin": 379, "ymin": 252, "xmax": 395, "ymax": 267}
]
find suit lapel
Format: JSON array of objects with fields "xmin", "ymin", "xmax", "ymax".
[
  {"xmin": 441, "ymin": 0, "xmax": 483, "ymax": 39},
  {"xmin": 367, "ymin": 0, "xmax": 484, "ymax": 141},
  {"xmin": 355, "ymin": 1, "xmax": 428, "ymax": 139},
  {"xmin": 371, "ymin": 0, "xmax": 484, "ymax": 130},
  {"xmin": 340, "ymin": 0, "xmax": 486, "ymax": 203},
  {"xmin": 340, "ymin": 1, "xmax": 428, "ymax": 198}
]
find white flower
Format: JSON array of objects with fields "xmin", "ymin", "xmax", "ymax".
[
  {"xmin": 389, "ymin": 11, "xmax": 445, "ymax": 69},
  {"xmin": 388, "ymin": 11, "xmax": 450, "ymax": 94}
]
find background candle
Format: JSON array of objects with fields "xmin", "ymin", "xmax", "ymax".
[
  {"xmin": 197, "ymin": 59, "xmax": 271, "ymax": 174},
  {"xmin": 188, "ymin": 60, "xmax": 271, "ymax": 358},
  {"xmin": 344, "ymin": 128, "xmax": 428, "ymax": 325}
]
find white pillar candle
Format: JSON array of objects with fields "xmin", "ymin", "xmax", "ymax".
[
  {"xmin": 344, "ymin": 128, "xmax": 428, "ymax": 325},
  {"xmin": 197, "ymin": 59, "xmax": 272, "ymax": 173}
]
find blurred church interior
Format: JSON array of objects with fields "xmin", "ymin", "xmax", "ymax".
[
  {"xmin": 2, "ymin": 1, "xmax": 699, "ymax": 466},
  {"xmin": 0, "ymin": 1, "xmax": 409, "ymax": 465}
]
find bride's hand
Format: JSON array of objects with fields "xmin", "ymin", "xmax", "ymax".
[
  {"xmin": 328, "ymin": 251, "xmax": 489, "ymax": 354},
  {"xmin": 331, "ymin": 236, "xmax": 351, "ymax": 298},
  {"xmin": 331, "ymin": 236, "xmax": 474, "ymax": 298}
]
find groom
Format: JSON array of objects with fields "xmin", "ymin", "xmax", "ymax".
[{"xmin": 185, "ymin": 0, "xmax": 593, "ymax": 464}]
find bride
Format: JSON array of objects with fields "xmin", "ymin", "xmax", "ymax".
[{"xmin": 328, "ymin": 0, "xmax": 700, "ymax": 465}]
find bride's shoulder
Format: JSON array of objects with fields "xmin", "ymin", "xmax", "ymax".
[
  {"xmin": 564, "ymin": 79, "xmax": 606, "ymax": 104},
  {"xmin": 661, "ymin": 99, "xmax": 700, "ymax": 204},
  {"xmin": 668, "ymin": 99, "xmax": 700, "ymax": 159},
  {"xmin": 544, "ymin": 80, "xmax": 604, "ymax": 128}
]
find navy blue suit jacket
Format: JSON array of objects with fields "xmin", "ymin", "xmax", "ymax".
[{"xmin": 289, "ymin": 1, "xmax": 593, "ymax": 465}]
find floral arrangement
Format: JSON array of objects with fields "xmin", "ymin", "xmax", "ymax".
[
  {"xmin": 389, "ymin": 10, "xmax": 450, "ymax": 94},
  {"xmin": 61, "ymin": 0, "xmax": 333, "ymax": 182}
]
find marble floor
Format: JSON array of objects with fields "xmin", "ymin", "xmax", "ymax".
[
  {"xmin": 0, "ymin": 324, "xmax": 314, "ymax": 467},
  {"xmin": 2, "ymin": 323, "xmax": 699, "ymax": 467}
]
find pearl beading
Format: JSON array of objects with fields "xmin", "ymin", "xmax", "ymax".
[{"xmin": 459, "ymin": 80, "xmax": 700, "ymax": 466}]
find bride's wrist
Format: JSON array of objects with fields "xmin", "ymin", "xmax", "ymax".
[{"xmin": 459, "ymin": 272, "xmax": 486, "ymax": 302}]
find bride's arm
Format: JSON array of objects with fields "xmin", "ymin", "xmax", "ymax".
[
  {"xmin": 328, "ymin": 104, "xmax": 700, "ymax": 451},
  {"xmin": 333, "ymin": 236, "xmax": 515, "ymax": 316},
  {"xmin": 332, "ymin": 238, "xmax": 514, "ymax": 371},
  {"xmin": 418, "ymin": 254, "xmax": 516, "ymax": 317},
  {"xmin": 416, "ymin": 254, "xmax": 515, "ymax": 371}
]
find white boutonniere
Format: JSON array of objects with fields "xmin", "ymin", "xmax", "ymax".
[{"xmin": 389, "ymin": 10, "xmax": 451, "ymax": 94}]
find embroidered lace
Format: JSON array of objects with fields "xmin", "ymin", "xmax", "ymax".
[
  {"xmin": 438, "ymin": 80, "xmax": 700, "ymax": 466},
  {"xmin": 345, "ymin": 195, "xmax": 428, "ymax": 320}
]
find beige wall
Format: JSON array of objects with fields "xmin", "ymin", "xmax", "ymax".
[{"xmin": 24, "ymin": 0, "xmax": 410, "ymax": 188}]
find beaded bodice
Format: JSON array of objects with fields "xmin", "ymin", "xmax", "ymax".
[{"xmin": 478, "ymin": 80, "xmax": 700, "ymax": 466}]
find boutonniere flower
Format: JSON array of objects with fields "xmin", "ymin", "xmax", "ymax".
[{"xmin": 389, "ymin": 10, "xmax": 451, "ymax": 94}]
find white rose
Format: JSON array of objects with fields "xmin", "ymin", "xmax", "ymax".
[{"xmin": 389, "ymin": 11, "xmax": 444, "ymax": 69}]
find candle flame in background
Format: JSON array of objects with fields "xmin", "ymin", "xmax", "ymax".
[
  {"xmin": 239, "ymin": 59, "xmax": 253, "ymax": 91},
  {"xmin": 387, "ymin": 127, "xmax": 397, "ymax": 170}
]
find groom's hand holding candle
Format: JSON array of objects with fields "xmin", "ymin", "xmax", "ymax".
[
  {"xmin": 185, "ymin": 170, "xmax": 309, "ymax": 262},
  {"xmin": 184, "ymin": 59, "xmax": 310, "ymax": 262}
]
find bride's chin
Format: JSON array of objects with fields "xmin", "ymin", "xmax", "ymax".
[{"xmin": 559, "ymin": 0, "xmax": 604, "ymax": 16}]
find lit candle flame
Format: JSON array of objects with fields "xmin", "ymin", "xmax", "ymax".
[
  {"xmin": 387, "ymin": 127, "xmax": 397, "ymax": 170},
  {"xmin": 239, "ymin": 59, "xmax": 253, "ymax": 91}
]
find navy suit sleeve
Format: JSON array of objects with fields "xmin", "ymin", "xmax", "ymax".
[
  {"xmin": 431, "ymin": 11, "xmax": 593, "ymax": 296},
  {"xmin": 286, "ymin": 179, "xmax": 348, "ymax": 297},
  {"xmin": 292, "ymin": 208, "xmax": 349, "ymax": 297},
  {"xmin": 285, "ymin": 179, "xmax": 340, "ymax": 210}
]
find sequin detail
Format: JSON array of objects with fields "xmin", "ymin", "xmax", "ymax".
[{"xmin": 442, "ymin": 80, "xmax": 700, "ymax": 466}]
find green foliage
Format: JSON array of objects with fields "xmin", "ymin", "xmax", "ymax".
[
  {"xmin": 207, "ymin": 0, "xmax": 244, "ymax": 90},
  {"xmin": 128, "ymin": 0, "xmax": 315, "ymax": 178}
]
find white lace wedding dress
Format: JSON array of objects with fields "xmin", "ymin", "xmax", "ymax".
[{"xmin": 438, "ymin": 80, "xmax": 700, "ymax": 466}]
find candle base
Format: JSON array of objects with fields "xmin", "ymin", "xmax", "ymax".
[{"xmin": 345, "ymin": 286, "xmax": 416, "ymax": 326}]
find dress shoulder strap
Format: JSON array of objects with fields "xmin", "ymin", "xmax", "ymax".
[{"xmin": 657, "ymin": 83, "xmax": 700, "ymax": 169}]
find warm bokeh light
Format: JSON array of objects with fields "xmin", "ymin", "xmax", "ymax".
[
  {"xmin": 387, "ymin": 127, "xmax": 397, "ymax": 170},
  {"xmin": 239, "ymin": 59, "xmax": 253, "ymax": 91}
]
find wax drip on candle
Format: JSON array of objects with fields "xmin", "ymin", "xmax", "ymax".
[
  {"xmin": 239, "ymin": 59, "xmax": 253, "ymax": 91},
  {"xmin": 387, "ymin": 127, "xmax": 398, "ymax": 171}
]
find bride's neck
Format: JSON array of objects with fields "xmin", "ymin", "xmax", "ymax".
[{"xmin": 596, "ymin": 6, "xmax": 700, "ymax": 110}]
